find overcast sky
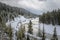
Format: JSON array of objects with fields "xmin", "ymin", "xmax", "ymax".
[{"xmin": 0, "ymin": 0, "xmax": 60, "ymax": 15}]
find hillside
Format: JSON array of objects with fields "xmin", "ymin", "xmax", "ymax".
[{"xmin": 0, "ymin": 2, "xmax": 38, "ymax": 23}]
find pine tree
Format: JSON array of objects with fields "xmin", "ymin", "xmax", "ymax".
[
  {"xmin": 5, "ymin": 24, "xmax": 13, "ymax": 40},
  {"xmin": 0, "ymin": 16, "xmax": 2, "ymax": 23},
  {"xmin": 37, "ymin": 17, "xmax": 42, "ymax": 37},
  {"xmin": 17, "ymin": 24, "xmax": 25, "ymax": 40},
  {"xmin": 0, "ymin": 16, "xmax": 9, "ymax": 40},
  {"xmin": 42, "ymin": 23, "xmax": 45, "ymax": 40},
  {"xmin": 38, "ymin": 25, "xmax": 42, "ymax": 37},
  {"xmin": 8, "ymin": 24, "xmax": 12, "ymax": 40},
  {"xmin": 0, "ymin": 16, "xmax": 3, "ymax": 40},
  {"xmin": 28, "ymin": 20, "xmax": 33, "ymax": 34},
  {"xmin": 40, "ymin": 13, "xmax": 45, "ymax": 23},
  {"xmin": 27, "ymin": 35, "xmax": 30, "ymax": 40},
  {"xmin": 22, "ymin": 25, "xmax": 25, "ymax": 38},
  {"xmin": 51, "ymin": 27, "xmax": 58, "ymax": 40}
]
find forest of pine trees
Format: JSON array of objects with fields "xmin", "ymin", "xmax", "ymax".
[{"xmin": 39, "ymin": 9, "xmax": 60, "ymax": 25}]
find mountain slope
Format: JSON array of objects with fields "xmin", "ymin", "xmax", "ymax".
[{"xmin": 0, "ymin": 2, "xmax": 38, "ymax": 22}]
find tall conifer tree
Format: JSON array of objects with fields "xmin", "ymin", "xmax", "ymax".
[
  {"xmin": 51, "ymin": 27, "xmax": 58, "ymax": 40},
  {"xmin": 28, "ymin": 20, "xmax": 33, "ymax": 34},
  {"xmin": 42, "ymin": 24, "xmax": 45, "ymax": 40}
]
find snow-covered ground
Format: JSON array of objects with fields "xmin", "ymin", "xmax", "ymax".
[{"xmin": 6, "ymin": 15, "xmax": 60, "ymax": 40}]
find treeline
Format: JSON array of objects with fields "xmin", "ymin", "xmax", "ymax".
[{"xmin": 39, "ymin": 9, "xmax": 60, "ymax": 25}]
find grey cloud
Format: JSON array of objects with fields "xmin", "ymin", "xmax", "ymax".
[
  {"xmin": 38, "ymin": 0, "xmax": 47, "ymax": 1},
  {"xmin": 0, "ymin": 0, "xmax": 60, "ymax": 15}
]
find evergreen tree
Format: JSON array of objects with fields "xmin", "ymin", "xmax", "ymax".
[
  {"xmin": 38, "ymin": 25, "xmax": 42, "ymax": 37},
  {"xmin": 17, "ymin": 24, "xmax": 25, "ymax": 40},
  {"xmin": 0, "ymin": 15, "xmax": 8, "ymax": 40},
  {"xmin": 0, "ymin": 16, "xmax": 2, "ymax": 23},
  {"xmin": 27, "ymin": 35, "xmax": 30, "ymax": 40},
  {"xmin": 37, "ymin": 17, "xmax": 42, "ymax": 37},
  {"xmin": 51, "ymin": 27, "xmax": 58, "ymax": 40},
  {"xmin": 45, "ymin": 13, "xmax": 51, "ymax": 24},
  {"xmin": 5, "ymin": 24, "xmax": 13, "ymax": 40},
  {"xmin": 40, "ymin": 13, "xmax": 46, "ymax": 23},
  {"xmin": 42, "ymin": 23, "xmax": 45, "ymax": 40},
  {"xmin": 28, "ymin": 20, "xmax": 33, "ymax": 34}
]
